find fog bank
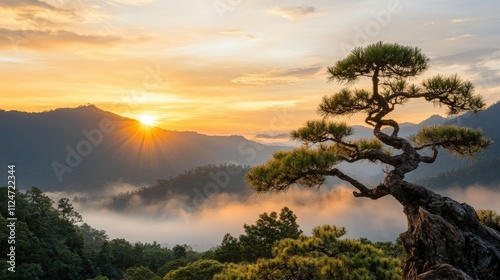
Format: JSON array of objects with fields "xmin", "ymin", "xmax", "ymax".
[{"xmin": 46, "ymin": 184, "xmax": 500, "ymax": 251}]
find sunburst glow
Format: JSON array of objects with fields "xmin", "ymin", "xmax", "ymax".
[{"xmin": 139, "ymin": 115, "xmax": 156, "ymax": 126}]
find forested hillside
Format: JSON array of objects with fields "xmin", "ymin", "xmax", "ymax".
[{"xmin": 105, "ymin": 165, "xmax": 251, "ymax": 212}]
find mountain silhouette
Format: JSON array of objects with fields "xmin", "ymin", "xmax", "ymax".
[
  {"xmin": 402, "ymin": 102, "xmax": 499, "ymax": 181},
  {"xmin": 0, "ymin": 105, "xmax": 287, "ymax": 192},
  {"xmin": 2, "ymin": 103, "xmax": 498, "ymax": 193},
  {"xmin": 411, "ymin": 102, "xmax": 500, "ymax": 188}
]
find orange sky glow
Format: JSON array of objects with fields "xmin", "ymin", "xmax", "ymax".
[{"xmin": 1, "ymin": 0, "xmax": 499, "ymax": 136}]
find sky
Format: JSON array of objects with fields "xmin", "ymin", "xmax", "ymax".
[
  {"xmin": 1, "ymin": 0, "xmax": 500, "ymax": 136},
  {"xmin": 4, "ymin": 0, "xmax": 500, "ymax": 250}
]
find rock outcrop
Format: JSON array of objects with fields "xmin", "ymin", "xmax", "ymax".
[{"xmin": 400, "ymin": 192, "xmax": 500, "ymax": 279}]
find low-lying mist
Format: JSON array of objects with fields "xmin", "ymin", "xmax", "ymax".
[{"xmin": 47, "ymin": 184, "xmax": 500, "ymax": 252}]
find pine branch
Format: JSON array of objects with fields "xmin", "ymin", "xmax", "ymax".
[
  {"xmin": 324, "ymin": 169, "xmax": 390, "ymax": 200},
  {"xmin": 410, "ymin": 125, "xmax": 492, "ymax": 156}
]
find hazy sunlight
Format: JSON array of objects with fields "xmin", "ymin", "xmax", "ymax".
[{"xmin": 139, "ymin": 115, "xmax": 156, "ymax": 126}]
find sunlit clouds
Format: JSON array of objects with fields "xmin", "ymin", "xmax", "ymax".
[
  {"xmin": 231, "ymin": 65, "xmax": 323, "ymax": 85},
  {"xmin": 266, "ymin": 6, "xmax": 324, "ymax": 20},
  {"xmin": 1, "ymin": 0, "xmax": 500, "ymax": 135},
  {"xmin": 0, "ymin": 28, "xmax": 123, "ymax": 50},
  {"xmin": 72, "ymin": 185, "xmax": 407, "ymax": 250}
]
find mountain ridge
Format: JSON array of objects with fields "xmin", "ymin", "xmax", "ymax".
[
  {"xmin": 3, "ymin": 102, "xmax": 499, "ymax": 194},
  {"xmin": 0, "ymin": 105, "xmax": 287, "ymax": 192}
]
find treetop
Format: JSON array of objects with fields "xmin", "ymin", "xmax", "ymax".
[
  {"xmin": 246, "ymin": 42, "xmax": 491, "ymax": 200},
  {"xmin": 328, "ymin": 41, "xmax": 429, "ymax": 83}
]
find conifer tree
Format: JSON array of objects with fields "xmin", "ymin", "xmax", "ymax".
[{"xmin": 246, "ymin": 42, "xmax": 500, "ymax": 279}]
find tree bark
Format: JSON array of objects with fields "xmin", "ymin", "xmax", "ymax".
[{"xmin": 393, "ymin": 183, "xmax": 500, "ymax": 279}]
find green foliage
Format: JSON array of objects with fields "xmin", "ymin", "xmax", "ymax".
[
  {"xmin": 96, "ymin": 238, "xmax": 165, "ymax": 279},
  {"xmin": 0, "ymin": 187, "xmax": 183, "ymax": 280},
  {"xmin": 477, "ymin": 209, "xmax": 500, "ymax": 232},
  {"xmin": 215, "ymin": 225, "xmax": 402, "ymax": 280},
  {"xmin": 422, "ymin": 74, "xmax": 485, "ymax": 114},
  {"xmin": 321, "ymin": 42, "xmax": 485, "ymax": 120},
  {"xmin": 411, "ymin": 125, "xmax": 491, "ymax": 156},
  {"xmin": 88, "ymin": 276, "xmax": 109, "ymax": 280},
  {"xmin": 327, "ymin": 41, "xmax": 429, "ymax": 83},
  {"xmin": 156, "ymin": 245, "xmax": 203, "ymax": 277},
  {"xmin": 214, "ymin": 207, "xmax": 303, "ymax": 263},
  {"xmin": 89, "ymin": 236, "xmax": 178, "ymax": 279},
  {"xmin": 123, "ymin": 266, "xmax": 161, "ymax": 280},
  {"xmin": 247, "ymin": 147, "xmax": 339, "ymax": 192},
  {"xmin": 318, "ymin": 88, "xmax": 373, "ymax": 117},
  {"xmin": 157, "ymin": 258, "xmax": 191, "ymax": 277},
  {"xmin": 58, "ymin": 197, "xmax": 83, "ymax": 224},
  {"xmin": 0, "ymin": 187, "xmax": 89, "ymax": 280},
  {"xmin": 172, "ymin": 244, "xmax": 188, "ymax": 259},
  {"xmin": 0, "ymin": 263, "xmax": 44, "ymax": 280},
  {"xmin": 163, "ymin": 260, "xmax": 225, "ymax": 280},
  {"xmin": 359, "ymin": 238, "xmax": 404, "ymax": 259},
  {"xmin": 79, "ymin": 222, "xmax": 108, "ymax": 272},
  {"xmin": 213, "ymin": 234, "xmax": 242, "ymax": 263},
  {"xmin": 240, "ymin": 207, "xmax": 303, "ymax": 261},
  {"xmin": 135, "ymin": 242, "xmax": 173, "ymax": 273},
  {"xmin": 291, "ymin": 120, "xmax": 354, "ymax": 143},
  {"xmin": 350, "ymin": 138, "xmax": 389, "ymax": 154}
]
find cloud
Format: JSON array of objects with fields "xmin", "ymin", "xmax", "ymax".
[
  {"xmin": 220, "ymin": 29, "xmax": 260, "ymax": 40},
  {"xmin": 0, "ymin": 0, "xmax": 75, "ymax": 26},
  {"xmin": 0, "ymin": 0, "xmax": 112, "ymax": 28},
  {"xmin": 231, "ymin": 65, "xmax": 322, "ymax": 85},
  {"xmin": 451, "ymin": 18, "xmax": 472, "ymax": 24},
  {"xmin": 0, "ymin": 28, "xmax": 123, "ymax": 50},
  {"xmin": 267, "ymin": 6, "xmax": 323, "ymax": 20},
  {"xmin": 446, "ymin": 34, "xmax": 474, "ymax": 41},
  {"xmin": 432, "ymin": 48, "xmax": 500, "ymax": 100},
  {"xmin": 0, "ymin": 0, "xmax": 62, "ymax": 11},
  {"xmin": 231, "ymin": 100, "xmax": 298, "ymax": 111},
  {"xmin": 440, "ymin": 186, "xmax": 500, "ymax": 212},
  {"xmin": 433, "ymin": 48, "xmax": 498, "ymax": 65},
  {"xmin": 60, "ymin": 181, "xmax": 500, "ymax": 252},
  {"xmin": 104, "ymin": 0, "xmax": 157, "ymax": 6},
  {"xmin": 76, "ymin": 185, "xmax": 407, "ymax": 250},
  {"xmin": 418, "ymin": 21, "xmax": 436, "ymax": 26}
]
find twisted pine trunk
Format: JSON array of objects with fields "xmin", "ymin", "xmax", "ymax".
[{"xmin": 391, "ymin": 181, "xmax": 500, "ymax": 279}]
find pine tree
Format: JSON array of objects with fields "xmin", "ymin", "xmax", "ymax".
[{"xmin": 246, "ymin": 42, "xmax": 500, "ymax": 279}]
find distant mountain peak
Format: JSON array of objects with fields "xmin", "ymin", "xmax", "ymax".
[{"xmin": 418, "ymin": 114, "xmax": 447, "ymax": 126}]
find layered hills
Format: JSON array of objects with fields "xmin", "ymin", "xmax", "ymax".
[{"xmin": 0, "ymin": 105, "xmax": 286, "ymax": 192}]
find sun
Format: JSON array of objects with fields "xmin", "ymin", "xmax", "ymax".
[{"xmin": 139, "ymin": 114, "xmax": 156, "ymax": 126}]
